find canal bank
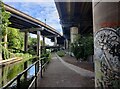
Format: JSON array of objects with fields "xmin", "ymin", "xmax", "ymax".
[
  {"xmin": 0, "ymin": 57, "xmax": 38, "ymax": 88},
  {"xmin": 0, "ymin": 57, "xmax": 22, "ymax": 67}
]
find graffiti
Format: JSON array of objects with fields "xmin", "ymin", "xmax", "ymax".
[
  {"xmin": 100, "ymin": 22, "xmax": 120, "ymax": 27},
  {"xmin": 94, "ymin": 28, "xmax": 120, "ymax": 88}
]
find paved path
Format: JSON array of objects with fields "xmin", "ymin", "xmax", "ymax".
[
  {"xmin": 37, "ymin": 54, "xmax": 94, "ymax": 87},
  {"xmin": 56, "ymin": 54, "xmax": 94, "ymax": 77}
]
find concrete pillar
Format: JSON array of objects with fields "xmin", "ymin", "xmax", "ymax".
[
  {"xmin": 54, "ymin": 37, "xmax": 57, "ymax": 46},
  {"xmin": 0, "ymin": 44, "xmax": 2, "ymax": 61},
  {"xmin": 43, "ymin": 36, "xmax": 45, "ymax": 46},
  {"xmin": 70, "ymin": 27, "xmax": 78, "ymax": 43},
  {"xmin": 37, "ymin": 31, "xmax": 41, "ymax": 57},
  {"xmin": 0, "ymin": 68, "xmax": 2, "ymax": 86},
  {"xmin": 64, "ymin": 40, "xmax": 66, "ymax": 49},
  {"xmin": 24, "ymin": 31, "xmax": 28, "ymax": 52},
  {"xmin": 0, "ymin": 26, "xmax": 2, "ymax": 61},
  {"xmin": 65, "ymin": 39, "xmax": 69, "ymax": 49},
  {"xmin": 24, "ymin": 61, "xmax": 27, "ymax": 80},
  {"xmin": 93, "ymin": 1, "xmax": 120, "ymax": 87},
  {"xmin": 42, "ymin": 36, "xmax": 46, "ymax": 54}
]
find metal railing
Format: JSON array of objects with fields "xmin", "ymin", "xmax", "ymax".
[{"xmin": 2, "ymin": 57, "xmax": 49, "ymax": 89}]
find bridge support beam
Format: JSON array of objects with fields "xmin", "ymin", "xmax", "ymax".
[
  {"xmin": 54, "ymin": 37, "xmax": 57, "ymax": 46},
  {"xmin": 0, "ymin": 15, "xmax": 2, "ymax": 60},
  {"xmin": 93, "ymin": 2, "xmax": 120, "ymax": 87},
  {"xmin": 42, "ymin": 36, "xmax": 46, "ymax": 54},
  {"xmin": 64, "ymin": 39, "xmax": 68, "ymax": 50},
  {"xmin": 0, "ymin": 39, "xmax": 2, "ymax": 60},
  {"xmin": 37, "ymin": 31, "xmax": 41, "ymax": 57},
  {"xmin": 70, "ymin": 27, "xmax": 78, "ymax": 43},
  {"xmin": 43, "ymin": 36, "xmax": 45, "ymax": 46},
  {"xmin": 0, "ymin": 51, "xmax": 2, "ymax": 61},
  {"xmin": 24, "ymin": 31, "xmax": 28, "ymax": 52}
]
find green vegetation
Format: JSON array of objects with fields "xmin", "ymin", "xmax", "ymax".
[
  {"xmin": 71, "ymin": 34, "xmax": 93, "ymax": 61},
  {"xmin": 28, "ymin": 37, "xmax": 43, "ymax": 55},
  {"xmin": 0, "ymin": 44, "xmax": 15, "ymax": 59},
  {"xmin": 28, "ymin": 37, "xmax": 37, "ymax": 55},
  {"xmin": 0, "ymin": 44, "xmax": 33, "ymax": 60},
  {"xmin": 57, "ymin": 50, "xmax": 65, "ymax": 57},
  {"xmin": 41, "ymin": 50, "xmax": 51, "ymax": 63},
  {"xmin": 0, "ymin": 3, "xmax": 34, "ymax": 60},
  {"xmin": 7, "ymin": 27, "xmax": 24, "ymax": 50},
  {"xmin": 0, "ymin": 1, "xmax": 11, "ymax": 48},
  {"xmin": 0, "ymin": 27, "xmax": 33, "ymax": 60},
  {"xmin": 0, "ymin": 57, "xmax": 37, "ymax": 88}
]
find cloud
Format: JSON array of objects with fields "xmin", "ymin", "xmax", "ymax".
[
  {"xmin": 3, "ymin": 1, "xmax": 61, "ymax": 45},
  {"xmin": 45, "ymin": 38, "xmax": 54, "ymax": 46},
  {"xmin": 29, "ymin": 33, "xmax": 54, "ymax": 46},
  {"xmin": 3, "ymin": 0, "xmax": 120, "ymax": 2},
  {"xmin": 4, "ymin": 2, "xmax": 63, "ymax": 35},
  {"xmin": 3, "ymin": 0, "xmax": 54, "ymax": 2}
]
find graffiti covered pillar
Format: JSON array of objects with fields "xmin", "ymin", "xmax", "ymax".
[{"xmin": 93, "ymin": 1, "xmax": 120, "ymax": 88}]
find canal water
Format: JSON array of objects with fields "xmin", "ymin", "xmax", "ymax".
[{"xmin": 0, "ymin": 58, "xmax": 38, "ymax": 88}]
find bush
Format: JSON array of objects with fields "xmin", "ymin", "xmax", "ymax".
[
  {"xmin": 71, "ymin": 34, "xmax": 93, "ymax": 61},
  {"xmin": 0, "ymin": 44, "xmax": 15, "ymax": 60},
  {"xmin": 41, "ymin": 52, "xmax": 51, "ymax": 63},
  {"xmin": 57, "ymin": 50, "xmax": 65, "ymax": 57}
]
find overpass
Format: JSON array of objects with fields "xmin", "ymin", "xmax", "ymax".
[
  {"xmin": 54, "ymin": 1, "xmax": 93, "ymax": 50},
  {"xmin": 55, "ymin": 1, "xmax": 120, "ymax": 88},
  {"xmin": 4, "ymin": 3, "xmax": 65, "ymax": 56},
  {"xmin": 55, "ymin": 1, "xmax": 93, "ymax": 40},
  {"xmin": 1, "ymin": 1, "xmax": 120, "ymax": 88}
]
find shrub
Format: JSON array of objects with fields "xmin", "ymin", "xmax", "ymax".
[
  {"xmin": 71, "ymin": 34, "xmax": 93, "ymax": 61},
  {"xmin": 41, "ymin": 52, "xmax": 51, "ymax": 63},
  {"xmin": 57, "ymin": 50, "xmax": 65, "ymax": 57}
]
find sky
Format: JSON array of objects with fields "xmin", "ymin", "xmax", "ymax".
[{"xmin": 3, "ymin": 0, "xmax": 62, "ymax": 46}]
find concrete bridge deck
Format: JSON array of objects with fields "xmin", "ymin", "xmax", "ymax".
[{"xmin": 37, "ymin": 54, "xmax": 94, "ymax": 87}]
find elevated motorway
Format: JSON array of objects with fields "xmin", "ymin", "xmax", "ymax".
[
  {"xmin": 55, "ymin": 1, "xmax": 93, "ymax": 40},
  {"xmin": 4, "ymin": 3, "xmax": 65, "ymax": 45}
]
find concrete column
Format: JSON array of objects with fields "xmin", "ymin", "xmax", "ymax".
[
  {"xmin": 24, "ymin": 61, "xmax": 27, "ymax": 80},
  {"xmin": 65, "ymin": 39, "xmax": 68, "ymax": 49},
  {"xmin": 24, "ymin": 31, "xmax": 28, "ymax": 52},
  {"xmin": 0, "ymin": 44, "xmax": 2, "ymax": 60},
  {"xmin": 54, "ymin": 37, "xmax": 57, "ymax": 46},
  {"xmin": 0, "ymin": 31, "xmax": 2, "ymax": 60},
  {"xmin": 42, "ymin": 36, "xmax": 46, "ymax": 54},
  {"xmin": 0, "ymin": 68, "xmax": 2, "ymax": 86},
  {"xmin": 43, "ymin": 36, "xmax": 45, "ymax": 46},
  {"xmin": 93, "ymin": 1, "xmax": 120, "ymax": 87},
  {"xmin": 64, "ymin": 40, "xmax": 66, "ymax": 49},
  {"xmin": 37, "ymin": 31, "xmax": 41, "ymax": 57},
  {"xmin": 0, "ymin": 7, "xmax": 2, "ymax": 60},
  {"xmin": 70, "ymin": 27, "xmax": 78, "ymax": 43}
]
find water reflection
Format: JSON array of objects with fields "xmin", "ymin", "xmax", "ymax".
[{"xmin": 0, "ymin": 58, "xmax": 37, "ymax": 88}]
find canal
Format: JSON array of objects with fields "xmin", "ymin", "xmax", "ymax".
[{"xmin": 0, "ymin": 57, "xmax": 38, "ymax": 88}]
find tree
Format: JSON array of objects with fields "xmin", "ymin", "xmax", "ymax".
[
  {"xmin": 71, "ymin": 35, "xmax": 84, "ymax": 60},
  {"xmin": 7, "ymin": 27, "xmax": 24, "ymax": 50},
  {"xmin": 0, "ymin": 1, "xmax": 11, "ymax": 48},
  {"xmin": 83, "ymin": 34, "xmax": 93, "ymax": 59},
  {"xmin": 71, "ymin": 34, "xmax": 93, "ymax": 61}
]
